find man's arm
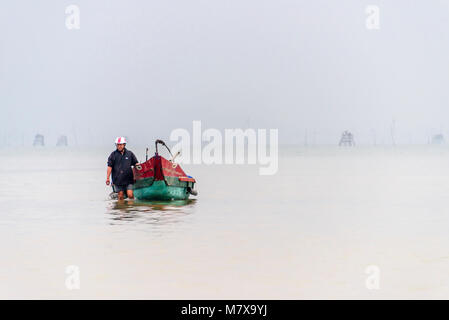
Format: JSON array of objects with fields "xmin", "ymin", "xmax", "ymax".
[
  {"xmin": 106, "ymin": 166, "xmax": 112, "ymax": 185},
  {"xmin": 130, "ymin": 152, "xmax": 139, "ymax": 183},
  {"xmin": 106, "ymin": 153, "xmax": 114, "ymax": 185},
  {"xmin": 131, "ymin": 152, "xmax": 139, "ymax": 166}
]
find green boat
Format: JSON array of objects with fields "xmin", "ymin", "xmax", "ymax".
[{"xmin": 127, "ymin": 140, "xmax": 197, "ymax": 201}]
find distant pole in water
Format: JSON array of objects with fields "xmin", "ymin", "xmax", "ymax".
[
  {"xmin": 390, "ymin": 118, "xmax": 396, "ymax": 146},
  {"xmin": 71, "ymin": 125, "xmax": 78, "ymax": 146},
  {"xmin": 87, "ymin": 127, "xmax": 92, "ymax": 146}
]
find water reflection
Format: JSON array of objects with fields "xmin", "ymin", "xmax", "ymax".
[{"xmin": 106, "ymin": 199, "xmax": 196, "ymax": 226}]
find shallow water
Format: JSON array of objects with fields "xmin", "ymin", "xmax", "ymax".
[{"xmin": 1, "ymin": 145, "xmax": 449, "ymax": 299}]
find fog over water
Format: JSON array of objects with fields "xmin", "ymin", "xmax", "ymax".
[{"xmin": 1, "ymin": 1, "xmax": 449, "ymax": 146}]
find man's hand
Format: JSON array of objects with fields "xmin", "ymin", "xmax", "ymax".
[{"xmin": 106, "ymin": 178, "xmax": 110, "ymax": 186}]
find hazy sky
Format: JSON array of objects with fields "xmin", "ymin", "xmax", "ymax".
[{"xmin": 1, "ymin": 0, "xmax": 449, "ymax": 146}]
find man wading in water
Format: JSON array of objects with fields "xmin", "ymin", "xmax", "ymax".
[{"xmin": 106, "ymin": 137, "xmax": 139, "ymax": 200}]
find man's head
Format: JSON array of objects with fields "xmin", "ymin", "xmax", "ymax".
[{"xmin": 115, "ymin": 137, "xmax": 127, "ymax": 152}]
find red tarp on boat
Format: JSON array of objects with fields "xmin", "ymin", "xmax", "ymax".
[{"xmin": 133, "ymin": 155, "xmax": 189, "ymax": 181}]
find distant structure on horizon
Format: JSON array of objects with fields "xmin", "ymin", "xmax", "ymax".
[
  {"xmin": 56, "ymin": 135, "xmax": 68, "ymax": 146},
  {"xmin": 339, "ymin": 131, "xmax": 355, "ymax": 147},
  {"xmin": 431, "ymin": 134, "xmax": 445, "ymax": 145},
  {"xmin": 33, "ymin": 134, "xmax": 44, "ymax": 146}
]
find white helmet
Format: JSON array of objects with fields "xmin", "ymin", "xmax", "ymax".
[{"xmin": 115, "ymin": 136, "xmax": 127, "ymax": 144}]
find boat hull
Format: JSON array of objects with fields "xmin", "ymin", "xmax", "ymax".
[
  {"xmin": 132, "ymin": 152, "xmax": 197, "ymax": 201},
  {"xmin": 134, "ymin": 180, "xmax": 191, "ymax": 201}
]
